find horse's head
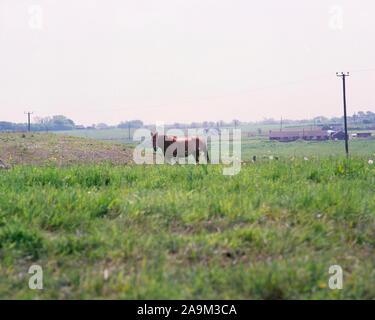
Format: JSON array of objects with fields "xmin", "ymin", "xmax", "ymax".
[{"xmin": 151, "ymin": 132, "xmax": 158, "ymax": 151}]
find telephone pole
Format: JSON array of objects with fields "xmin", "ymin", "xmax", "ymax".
[
  {"xmin": 336, "ymin": 72, "xmax": 349, "ymax": 156},
  {"xmin": 24, "ymin": 111, "xmax": 33, "ymax": 132},
  {"xmin": 280, "ymin": 117, "xmax": 283, "ymax": 131}
]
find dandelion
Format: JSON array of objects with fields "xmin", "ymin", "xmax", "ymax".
[
  {"xmin": 319, "ymin": 282, "xmax": 327, "ymax": 288},
  {"xmin": 368, "ymin": 160, "xmax": 373, "ymax": 165},
  {"xmin": 9, "ymin": 154, "xmax": 12, "ymax": 161},
  {"xmin": 290, "ymin": 156, "xmax": 295, "ymax": 161}
]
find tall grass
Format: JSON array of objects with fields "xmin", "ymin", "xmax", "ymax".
[{"xmin": 1, "ymin": 159, "xmax": 375, "ymax": 299}]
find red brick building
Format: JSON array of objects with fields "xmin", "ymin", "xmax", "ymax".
[
  {"xmin": 356, "ymin": 132, "xmax": 372, "ymax": 138},
  {"xmin": 269, "ymin": 129, "xmax": 329, "ymax": 142}
]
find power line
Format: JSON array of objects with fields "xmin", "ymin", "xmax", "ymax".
[
  {"xmin": 336, "ymin": 72, "xmax": 349, "ymax": 156},
  {"xmin": 349, "ymin": 68, "xmax": 375, "ymax": 73},
  {"xmin": 24, "ymin": 111, "xmax": 33, "ymax": 132}
]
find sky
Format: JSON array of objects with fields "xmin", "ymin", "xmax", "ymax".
[{"xmin": 1, "ymin": 0, "xmax": 375, "ymax": 126}]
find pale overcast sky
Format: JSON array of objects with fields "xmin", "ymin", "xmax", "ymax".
[{"xmin": 1, "ymin": 0, "xmax": 375, "ymax": 125}]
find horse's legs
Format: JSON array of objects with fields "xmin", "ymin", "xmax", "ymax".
[
  {"xmin": 195, "ymin": 150, "xmax": 200, "ymax": 164},
  {"xmin": 194, "ymin": 138, "xmax": 199, "ymax": 164}
]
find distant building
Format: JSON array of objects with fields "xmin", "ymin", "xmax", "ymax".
[
  {"xmin": 269, "ymin": 129, "xmax": 329, "ymax": 142},
  {"xmin": 301, "ymin": 129, "xmax": 330, "ymax": 141},
  {"xmin": 331, "ymin": 131, "xmax": 347, "ymax": 140},
  {"xmin": 356, "ymin": 132, "xmax": 372, "ymax": 138},
  {"xmin": 75, "ymin": 125, "xmax": 85, "ymax": 130},
  {"xmin": 269, "ymin": 131, "xmax": 299, "ymax": 142}
]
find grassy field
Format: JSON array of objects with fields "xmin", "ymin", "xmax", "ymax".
[
  {"xmin": 55, "ymin": 128, "xmax": 136, "ymax": 145},
  {"xmin": 1, "ymin": 132, "xmax": 375, "ymax": 299},
  {"xmin": 54, "ymin": 127, "xmax": 375, "ymax": 160},
  {"xmin": 0, "ymin": 132, "xmax": 133, "ymax": 167},
  {"xmin": 240, "ymin": 137, "xmax": 375, "ymax": 159}
]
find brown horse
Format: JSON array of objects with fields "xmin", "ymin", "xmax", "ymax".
[{"xmin": 152, "ymin": 133, "xmax": 209, "ymax": 164}]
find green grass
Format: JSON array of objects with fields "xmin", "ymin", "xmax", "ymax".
[
  {"xmin": 1, "ymin": 159, "xmax": 375, "ymax": 299},
  {"xmin": 0, "ymin": 132, "xmax": 132, "ymax": 167},
  {"xmin": 55, "ymin": 128, "xmax": 135, "ymax": 145},
  {"xmin": 240, "ymin": 136, "xmax": 375, "ymax": 159},
  {"xmin": 54, "ymin": 126, "xmax": 375, "ymax": 160}
]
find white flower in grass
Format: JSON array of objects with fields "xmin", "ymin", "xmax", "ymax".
[
  {"xmin": 368, "ymin": 159, "xmax": 373, "ymax": 165},
  {"xmin": 304, "ymin": 157, "xmax": 308, "ymax": 161},
  {"xmin": 269, "ymin": 156, "xmax": 273, "ymax": 160},
  {"xmin": 104, "ymin": 269, "xmax": 109, "ymax": 280}
]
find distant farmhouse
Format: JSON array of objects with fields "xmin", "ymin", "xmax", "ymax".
[
  {"xmin": 269, "ymin": 128, "xmax": 372, "ymax": 142},
  {"xmin": 349, "ymin": 132, "xmax": 372, "ymax": 140},
  {"xmin": 356, "ymin": 132, "xmax": 372, "ymax": 138},
  {"xmin": 331, "ymin": 131, "xmax": 347, "ymax": 140},
  {"xmin": 269, "ymin": 129, "xmax": 329, "ymax": 142}
]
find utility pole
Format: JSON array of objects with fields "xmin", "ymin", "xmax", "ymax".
[
  {"xmin": 280, "ymin": 117, "xmax": 283, "ymax": 131},
  {"xmin": 128, "ymin": 122, "xmax": 131, "ymax": 140},
  {"xmin": 336, "ymin": 72, "xmax": 349, "ymax": 156},
  {"xmin": 24, "ymin": 111, "xmax": 33, "ymax": 132}
]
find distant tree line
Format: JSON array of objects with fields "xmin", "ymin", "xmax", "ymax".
[
  {"xmin": 0, "ymin": 115, "xmax": 75, "ymax": 132},
  {"xmin": 2, "ymin": 110, "xmax": 375, "ymax": 132},
  {"xmin": 148, "ymin": 111, "xmax": 375, "ymax": 129},
  {"xmin": 0, "ymin": 115, "xmax": 146, "ymax": 132},
  {"xmin": 117, "ymin": 120, "xmax": 144, "ymax": 129}
]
